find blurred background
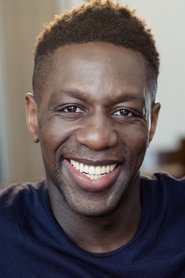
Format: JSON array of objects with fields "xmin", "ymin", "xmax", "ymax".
[{"xmin": 0, "ymin": 0, "xmax": 185, "ymax": 187}]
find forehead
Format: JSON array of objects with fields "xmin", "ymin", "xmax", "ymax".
[
  {"xmin": 52, "ymin": 42, "xmax": 146, "ymax": 78},
  {"xmin": 41, "ymin": 42, "xmax": 147, "ymax": 103}
]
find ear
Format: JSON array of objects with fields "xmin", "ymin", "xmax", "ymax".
[
  {"xmin": 25, "ymin": 92, "xmax": 39, "ymax": 143},
  {"xmin": 148, "ymin": 102, "xmax": 161, "ymax": 144}
]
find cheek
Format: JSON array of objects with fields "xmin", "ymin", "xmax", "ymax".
[
  {"xmin": 120, "ymin": 124, "xmax": 149, "ymax": 157},
  {"xmin": 39, "ymin": 119, "xmax": 73, "ymax": 160}
]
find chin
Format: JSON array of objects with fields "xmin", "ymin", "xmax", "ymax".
[
  {"xmin": 69, "ymin": 203, "xmax": 117, "ymax": 218},
  {"xmin": 64, "ymin": 189, "xmax": 125, "ymax": 218}
]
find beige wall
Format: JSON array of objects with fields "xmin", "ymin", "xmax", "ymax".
[{"xmin": 1, "ymin": 0, "xmax": 59, "ymax": 185}]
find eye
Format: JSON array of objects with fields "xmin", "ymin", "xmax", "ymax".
[
  {"xmin": 61, "ymin": 105, "xmax": 83, "ymax": 113},
  {"xmin": 113, "ymin": 108, "xmax": 134, "ymax": 117}
]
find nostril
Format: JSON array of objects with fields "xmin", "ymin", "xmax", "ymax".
[{"xmin": 75, "ymin": 126, "xmax": 118, "ymax": 150}]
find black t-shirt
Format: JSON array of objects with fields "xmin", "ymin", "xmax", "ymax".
[{"xmin": 1, "ymin": 173, "xmax": 185, "ymax": 277}]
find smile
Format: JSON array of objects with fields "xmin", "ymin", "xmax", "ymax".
[{"xmin": 70, "ymin": 159, "xmax": 117, "ymax": 181}]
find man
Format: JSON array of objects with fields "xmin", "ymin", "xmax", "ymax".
[{"xmin": 1, "ymin": 0, "xmax": 185, "ymax": 277}]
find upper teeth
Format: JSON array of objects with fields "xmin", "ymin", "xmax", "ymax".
[{"xmin": 70, "ymin": 160, "xmax": 117, "ymax": 180}]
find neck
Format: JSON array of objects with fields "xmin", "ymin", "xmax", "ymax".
[{"xmin": 48, "ymin": 178, "xmax": 141, "ymax": 253}]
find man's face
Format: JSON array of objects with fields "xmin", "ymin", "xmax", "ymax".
[{"xmin": 26, "ymin": 42, "xmax": 159, "ymax": 217}]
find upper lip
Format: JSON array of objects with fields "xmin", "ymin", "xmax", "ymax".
[{"xmin": 65, "ymin": 157, "xmax": 122, "ymax": 166}]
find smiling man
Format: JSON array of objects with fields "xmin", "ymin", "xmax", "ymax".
[{"xmin": 1, "ymin": 0, "xmax": 185, "ymax": 277}]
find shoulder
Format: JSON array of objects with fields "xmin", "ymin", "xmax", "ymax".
[
  {"xmin": 141, "ymin": 172, "xmax": 185, "ymax": 187},
  {"xmin": 141, "ymin": 172, "xmax": 185, "ymax": 208},
  {"xmin": 141, "ymin": 172, "xmax": 185, "ymax": 189},
  {"xmin": 0, "ymin": 180, "xmax": 47, "ymax": 213}
]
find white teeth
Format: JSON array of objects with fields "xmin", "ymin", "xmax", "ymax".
[
  {"xmin": 95, "ymin": 166, "xmax": 101, "ymax": 175},
  {"xmin": 89, "ymin": 166, "xmax": 94, "ymax": 175},
  {"xmin": 70, "ymin": 160, "xmax": 117, "ymax": 180},
  {"xmin": 102, "ymin": 166, "xmax": 106, "ymax": 173},
  {"xmin": 79, "ymin": 163, "xmax": 84, "ymax": 173},
  {"xmin": 84, "ymin": 165, "xmax": 89, "ymax": 173}
]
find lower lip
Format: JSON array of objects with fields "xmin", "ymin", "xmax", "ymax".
[{"xmin": 64, "ymin": 160, "xmax": 121, "ymax": 192}]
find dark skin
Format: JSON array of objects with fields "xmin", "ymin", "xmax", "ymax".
[{"xmin": 26, "ymin": 42, "xmax": 160, "ymax": 253}]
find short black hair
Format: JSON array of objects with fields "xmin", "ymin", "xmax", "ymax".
[{"xmin": 33, "ymin": 0, "xmax": 159, "ymax": 103}]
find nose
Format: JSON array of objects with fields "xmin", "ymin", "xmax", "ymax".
[{"xmin": 75, "ymin": 114, "xmax": 118, "ymax": 151}]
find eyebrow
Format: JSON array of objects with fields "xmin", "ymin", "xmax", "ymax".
[
  {"xmin": 49, "ymin": 87, "xmax": 145, "ymax": 105},
  {"xmin": 109, "ymin": 92, "xmax": 144, "ymax": 104},
  {"xmin": 49, "ymin": 88, "xmax": 89, "ymax": 103},
  {"xmin": 59, "ymin": 88, "xmax": 89, "ymax": 100}
]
